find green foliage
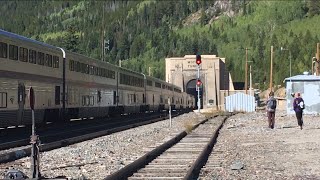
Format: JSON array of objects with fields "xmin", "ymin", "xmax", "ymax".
[{"xmin": 1, "ymin": 0, "xmax": 320, "ymax": 88}]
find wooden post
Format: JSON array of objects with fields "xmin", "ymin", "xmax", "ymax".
[{"xmin": 269, "ymin": 46, "xmax": 273, "ymax": 91}]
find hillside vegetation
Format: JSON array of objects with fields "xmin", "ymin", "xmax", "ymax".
[{"xmin": 1, "ymin": 0, "xmax": 320, "ymax": 90}]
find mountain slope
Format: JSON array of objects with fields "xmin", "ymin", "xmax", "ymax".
[{"xmin": 1, "ymin": 0, "xmax": 320, "ymax": 89}]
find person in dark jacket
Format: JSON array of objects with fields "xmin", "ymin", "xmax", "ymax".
[
  {"xmin": 266, "ymin": 91, "xmax": 277, "ymax": 129},
  {"xmin": 293, "ymin": 92, "xmax": 304, "ymax": 130}
]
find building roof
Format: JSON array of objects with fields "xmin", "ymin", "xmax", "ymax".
[{"xmin": 284, "ymin": 74, "xmax": 320, "ymax": 82}]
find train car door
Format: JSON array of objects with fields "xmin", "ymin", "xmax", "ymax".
[{"xmin": 17, "ymin": 83, "xmax": 26, "ymax": 125}]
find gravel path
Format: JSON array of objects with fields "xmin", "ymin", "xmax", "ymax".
[
  {"xmin": 0, "ymin": 112, "xmax": 207, "ymax": 179},
  {"xmin": 200, "ymin": 110, "xmax": 320, "ymax": 179}
]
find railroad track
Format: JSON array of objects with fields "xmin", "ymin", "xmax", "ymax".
[
  {"xmin": 104, "ymin": 114, "xmax": 230, "ymax": 180},
  {"xmin": 0, "ymin": 111, "xmax": 184, "ymax": 164}
]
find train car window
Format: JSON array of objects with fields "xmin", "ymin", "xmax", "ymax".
[
  {"xmin": 100, "ymin": 68, "xmax": 104, "ymax": 77},
  {"xmin": 75, "ymin": 61, "xmax": 80, "ymax": 72},
  {"xmin": 79, "ymin": 63, "xmax": 83, "ymax": 73},
  {"xmin": 94, "ymin": 66, "xmax": 98, "ymax": 76},
  {"xmin": 102, "ymin": 68, "xmax": 106, "ymax": 77},
  {"xmin": 82, "ymin": 96, "xmax": 90, "ymax": 106},
  {"xmin": 53, "ymin": 56, "xmax": 59, "ymax": 68},
  {"xmin": 69, "ymin": 60, "xmax": 74, "ymax": 71},
  {"xmin": 143, "ymin": 94, "xmax": 145, "ymax": 103},
  {"xmin": 120, "ymin": 73, "xmax": 123, "ymax": 84},
  {"xmin": 45, "ymin": 54, "xmax": 53, "ymax": 67},
  {"xmin": 105, "ymin": 69, "xmax": 109, "ymax": 77},
  {"xmin": 37, "ymin": 52, "xmax": 44, "ymax": 65},
  {"xmin": 55, "ymin": 86, "xmax": 60, "ymax": 105},
  {"xmin": 85, "ymin": 64, "xmax": 89, "ymax": 74},
  {"xmin": 45, "ymin": 54, "xmax": 49, "ymax": 66},
  {"xmin": 147, "ymin": 80, "xmax": 152, "ymax": 86},
  {"xmin": 160, "ymin": 95, "xmax": 163, "ymax": 104},
  {"xmin": 153, "ymin": 94, "xmax": 154, "ymax": 103},
  {"xmin": 82, "ymin": 63, "xmax": 85, "ymax": 73},
  {"xmin": 134, "ymin": 94, "xmax": 136, "ymax": 103},
  {"xmin": 82, "ymin": 96, "xmax": 85, "ymax": 106},
  {"xmin": 155, "ymin": 82, "xmax": 161, "ymax": 88},
  {"xmin": 97, "ymin": 91, "xmax": 101, "ymax": 103},
  {"xmin": 113, "ymin": 91, "xmax": 116, "ymax": 105},
  {"xmin": 19, "ymin": 47, "xmax": 28, "ymax": 62},
  {"xmin": 111, "ymin": 70, "xmax": 115, "ymax": 79},
  {"xmin": 89, "ymin": 65, "xmax": 94, "ymax": 75},
  {"xmin": 9, "ymin": 45, "xmax": 18, "ymax": 60},
  {"xmin": 0, "ymin": 92, "xmax": 7, "ymax": 108},
  {"xmin": 29, "ymin": 49, "xmax": 37, "ymax": 64},
  {"xmin": 0, "ymin": 42, "xmax": 8, "ymax": 58},
  {"xmin": 98, "ymin": 68, "xmax": 101, "ymax": 76},
  {"xmin": 90, "ymin": 96, "xmax": 94, "ymax": 106}
]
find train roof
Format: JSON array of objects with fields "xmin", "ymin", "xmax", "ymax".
[
  {"xmin": 0, "ymin": 29, "xmax": 181, "ymax": 87},
  {"xmin": 0, "ymin": 29, "xmax": 58, "ymax": 50}
]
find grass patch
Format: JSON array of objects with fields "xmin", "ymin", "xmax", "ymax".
[{"xmin": 183, "ymin": 118, "xmax": 197, "ymax": 133}]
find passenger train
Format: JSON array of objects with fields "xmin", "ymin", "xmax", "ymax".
[{"xmin": 0, "ymin": 29, "xmax": 195, "ymax": 128}]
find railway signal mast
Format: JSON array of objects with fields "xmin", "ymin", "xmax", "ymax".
[
  {"xmin": 29, "ymin": 87, "xmax": 41, "ymax": 178},
  {"xmin": 196, "ymin": 54, "xmax": 202, "ymax": 112}
]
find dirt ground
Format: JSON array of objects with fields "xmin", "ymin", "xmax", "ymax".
[{"xmin": 200, "ymin": 110, "xmax": 320, "ymax": 180}]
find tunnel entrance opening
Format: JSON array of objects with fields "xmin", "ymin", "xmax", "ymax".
[{"xmin": 186, "ymin": 79, "xmax": 203, "ymax": 109}]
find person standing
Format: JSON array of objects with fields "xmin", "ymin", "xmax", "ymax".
[
  {"xmin": 266, "ymin": 91, "xmax": 277, "ymax": 129},
  {"xmin": 293, "ymin": 92, "xmax": 304, "ymax": 130}
]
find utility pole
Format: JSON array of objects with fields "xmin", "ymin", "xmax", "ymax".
[
  {"xmin": 101, "ymin": 2, "xmax": 105, "ymax": 61},
  {"xmin": 250, "ymin": 65, "xmax": 253, "ymax": 96},
  {"xmin": 269, "ymin": 46, "xmax": 274, "ymax": 91},
  {"xmin": 317, "ymin": 43, "xmax": 320, "ymax": 76},
  {"xmin": 245, "ymin": 48, "xmax": 248, "ymax": 94}
]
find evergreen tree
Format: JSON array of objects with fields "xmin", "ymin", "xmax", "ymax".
[
  {"xmin": 308, "ymin": 0, "xmax": 320, "ymax": 17},
  {"xmin": 62, "ymin": 25, "xmax": 80, "ymax": 53}
]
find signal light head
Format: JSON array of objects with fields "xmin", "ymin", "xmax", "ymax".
[
  {"xmin": 196, "ymin": 54, "xmax": 201, "ymax": 65},
  {"xmin": 196, "ymin": 79, "xmax": 202, "ymax": 86}
]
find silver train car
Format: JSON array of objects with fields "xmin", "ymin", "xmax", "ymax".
[{"xmin": 0, "ymin": 29, "xmax": 194, "ymax": 128}]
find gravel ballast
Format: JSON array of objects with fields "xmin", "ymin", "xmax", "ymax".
[{"xmin": 0, "ymin": 112, "xmax": 207, "ymax": 179}]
